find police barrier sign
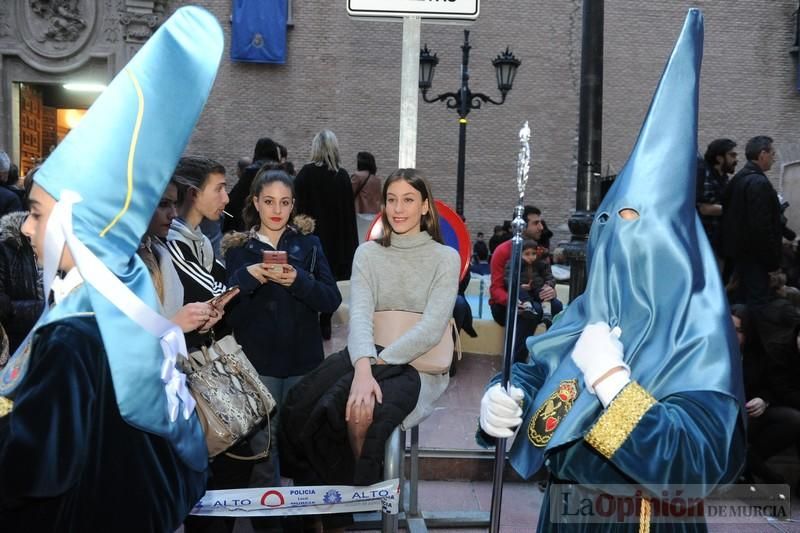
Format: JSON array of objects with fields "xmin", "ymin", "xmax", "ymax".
[
  {"xmin": 347, "ymin": 0, "xmax": 479, "ymax": 20},
  {"xmin": 190, "ymin": 479, "xmax": 400, "ymax": 517}
]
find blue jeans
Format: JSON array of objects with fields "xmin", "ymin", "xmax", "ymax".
[
  {"xmin": 249, "ymin": 375, "xmax": 303, "ymax": 488},
  {"xmin": 531, "ymin": 298, "xmax": 563, "ymax": 322}
]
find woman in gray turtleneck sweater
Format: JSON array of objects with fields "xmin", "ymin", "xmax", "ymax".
[
  {"xmin": 346, "ymin": 169, "xmax": 461, "ymax": 447},
  {"xmin": 280, "ymin": 169, "xmax": 460, "ymax": 502}
]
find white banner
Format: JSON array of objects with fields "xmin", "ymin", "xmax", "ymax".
[
  {"xmin": 347, "ymin": 0, "xmax": 479, "ymax": 20},
  {"xmin": 190, "ymin": 479, "xmax": 400, "ymax": 517}
]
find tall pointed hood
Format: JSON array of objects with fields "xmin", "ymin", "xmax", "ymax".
[
  {"xmin": 0, "ymin": 6, "xmax": 224, "ymax": 471},
  {"xmin": 507, "ymin": 9, "xmax": 744, "ymax": 479}
]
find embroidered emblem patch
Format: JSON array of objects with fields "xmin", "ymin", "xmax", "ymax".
[
  {"xmin": 528, "ymin": 379, "xmax": 579, "ymax": 447},
  {"xmin": 0, "ymin": 341, "xmax": 32, "ymax": 395}
]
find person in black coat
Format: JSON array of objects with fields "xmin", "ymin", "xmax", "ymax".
[
  {"xmin": 721, "ymin": 136, "xmax": 782, "ymax": 307},
  {"xmin": 0, "ymin": 211, "xmax": 43, "ymax": 353},
  {"xmin": 224, "ymin": 137, "xmax": 281, "ymax": 233},
  {"xmin": 732, "ymin": 304, "xmax": 800, "ymax": 485},
  {"xmin": 294, "ymin": 129, "xmax": 358, "ymax": 338},
  {"xmin": 224, "ymin": 170, "xmax": 341, "ymax": 386},
  {"xmin": 223, "ymin": 169, "xmax": 341, "ymax": 530}
]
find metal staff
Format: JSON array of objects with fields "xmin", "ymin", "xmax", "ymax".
[{"xmin": 489, "ymin": 121, "xmax": 531, "ymax": 533}]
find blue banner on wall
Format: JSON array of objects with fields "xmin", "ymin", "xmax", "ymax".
[{"xmin": 231, "ymin": 0, "xmax": 287, "ymax": 64}]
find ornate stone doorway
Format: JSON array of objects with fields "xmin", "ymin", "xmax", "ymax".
[{"xmin": 0, "ymin": 1, "xmax": 168, "ymax": 168}]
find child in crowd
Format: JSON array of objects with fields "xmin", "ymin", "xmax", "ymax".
[{"xmin": 506, "ymin": 239, "xmax": 563, "ymax": 327}]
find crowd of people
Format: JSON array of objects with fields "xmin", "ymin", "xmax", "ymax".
[
  {"xmin": 0, "ymin": 122, "xmax": 463, "ymax": 532},
  {"xmin": 697, "ymin": 134, "xmax": 800, "ymax": 489},
  {"xmin": 0, "ymin": 7, "xmax": 795, "ymax": 532},
  {"xmin": 2, "ymin": 126, "xmax": 798, "ymax": 528}
]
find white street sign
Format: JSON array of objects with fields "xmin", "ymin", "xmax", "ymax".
[{"xmin": 347, "ymin": 0, "xmax": 479, "ymax": 20}]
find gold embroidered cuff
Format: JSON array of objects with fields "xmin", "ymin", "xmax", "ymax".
[
  {"xmin": 585, "ymin": 381, "xmax": 656, "ymax": 459},
  {"xmin": 0, "ymin": 396, "xmax": 13, "ymax": 417}
]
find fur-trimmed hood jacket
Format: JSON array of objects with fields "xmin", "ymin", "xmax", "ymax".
[{"xmin": 223, "ymin": 215, "xmax": 342, "ymax": 378}]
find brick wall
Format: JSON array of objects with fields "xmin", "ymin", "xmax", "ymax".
[{"xmin": 172, "ymin": 0, "xmax": 800, "ymax": 244}]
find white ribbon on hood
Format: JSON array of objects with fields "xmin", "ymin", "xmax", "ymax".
[{"xmin": 43, "ymin": 189, "xmax": 195, "ymax": 421}]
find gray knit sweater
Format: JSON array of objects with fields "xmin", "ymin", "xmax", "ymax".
[{"xmin": 347, "ymin": 230, "xmax": 460, "ymax": 428}]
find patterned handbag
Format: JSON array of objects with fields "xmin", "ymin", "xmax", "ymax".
[{"xmin": 184, "ymin": 334, "xmax": 276, "ymax": 459}]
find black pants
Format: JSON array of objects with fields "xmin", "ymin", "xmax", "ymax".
[
  {"xmin": 749, "ymin": 406, "xmax": 800, "ymax": 461},
  {"xmin": 733, "ymin": 259, "xmax": 770, "ymax": 308},
  {"xmin": 491, "ymin": 302, "xmax": 539, "ymax": 364}
]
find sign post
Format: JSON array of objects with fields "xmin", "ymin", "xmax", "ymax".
[{"xmin": 398, "ymin": 16, "xmax": 421, "ymax": 168}]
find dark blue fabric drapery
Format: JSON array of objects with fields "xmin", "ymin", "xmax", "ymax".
[{"xmin": 231, "ymin": 0, "xmax": 287, "ymax": 64}]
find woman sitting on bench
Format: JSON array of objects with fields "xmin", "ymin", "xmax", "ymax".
[{"xmin": 280, "ymin": 168, "xmax": 460, "ymax": 530}]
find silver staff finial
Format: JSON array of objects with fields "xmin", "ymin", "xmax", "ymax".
[{"xmin": 517, "ymin": 121, "xmax": 530, "ymax": 200}]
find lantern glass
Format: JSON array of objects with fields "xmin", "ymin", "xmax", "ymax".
[
  {"xmin": 493, "ymin": 48, "xmax": 520, "ymax": 93},
  {"xmin": 419, "ymin": 45, "xmax": 439, "ymax": 90}
]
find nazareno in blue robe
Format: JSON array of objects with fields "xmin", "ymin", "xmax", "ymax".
[
  {"xmin": 480, "ymin": 10, "xmax": 746, "ymax": 532},
  {"xmin": 0, "ymin": 315, "xmax": 206, "ymax": 532}
]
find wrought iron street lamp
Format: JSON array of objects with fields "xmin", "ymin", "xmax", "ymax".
[{"xmin": 419, "ymin": 30, "xmax": 520, "ymax": 216}]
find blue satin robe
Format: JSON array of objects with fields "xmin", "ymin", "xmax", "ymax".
[{"xmin": 482, "ymin": 362, "xmax": 745, "ymax": 532}]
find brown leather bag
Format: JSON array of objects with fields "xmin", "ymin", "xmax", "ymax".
[{"xmin": 372, "ymin": 310, "xmax": 461, "ymax": 374}]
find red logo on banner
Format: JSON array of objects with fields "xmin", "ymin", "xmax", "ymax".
[{"xmin": 261, "ymin": 490, "xmax": 285, "ymax": 507}]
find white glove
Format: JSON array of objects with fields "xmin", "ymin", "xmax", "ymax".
[
  {"xmin": 571, "ymin": 322, "xmax": 630, "ymax": 407},
  {"xmin": 480, "ymin": 383, "xmax": 524, "ymax": 438}
]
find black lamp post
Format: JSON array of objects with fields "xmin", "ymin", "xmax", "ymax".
[
  {"xmin": 419, "ymin": 30, "xmax": 520, "ymax": 217},
  {"xmin": 563, "ymin": 0, "xmax": 604, "ymax": 301}
]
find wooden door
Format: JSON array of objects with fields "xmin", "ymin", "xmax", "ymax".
[{"xmin": 19, "ymin": 84, "xmax": 43, "ymax": 176}]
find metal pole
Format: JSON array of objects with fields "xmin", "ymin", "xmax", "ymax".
[
  {"xmin": 382, "ymin": 427, "xmax": 403, "ymax": 533},
  {"xmin": 478, "ymin": 275, "xmax": 485, "ymax": 319},
  {"xmin": 399, "ymin": 16, "xmax": 421, "ymax": 169},
  {"xmin": 565, "ymin": 0, "xmax": 604, "ymax": 301},
  {"xmin": 455, "ymin": 29, "xmax": 471, "ymax": 217},
  {"xmin": 489, "ymin": 123, "xmax": 531, "ymax": 533},
  {"xmin": 575, "ymin": 0, "xmax": 604, "ymax": 214},
  {"xmin": 409, "ymin": 426, "xmax": 420, "ymax": 516},
  {"xmin": 392, "ymin": 19, "xmax": 417, "ymax": 530},
  {"xmin": 456, "ymin": 119, "xmax": 467, "ymax": 216}
]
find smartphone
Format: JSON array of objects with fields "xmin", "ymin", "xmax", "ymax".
[
  {"xmin": 209, "ymin": 285, "xmax": 239, "ymax": 308},
  {"xmin": 263, "ymin": 250, "xmax": 288, "ymax": 273}
]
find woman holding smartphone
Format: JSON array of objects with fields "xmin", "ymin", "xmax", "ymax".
[{"xmin": 223, "ymin": 168, "xmax": 342, "ymax": 498}]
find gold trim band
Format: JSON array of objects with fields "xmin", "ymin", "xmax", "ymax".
[
  {"xmin": 585, "ymin": 381, "xmax": 656, "ymax": 459},
  {"xmin": 0, "ymin": 396, "xmax": 13, "ymax": 417},
  {"xmin": 100, "ymin": 68, "xmax": 144, "ymax": 237}
]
